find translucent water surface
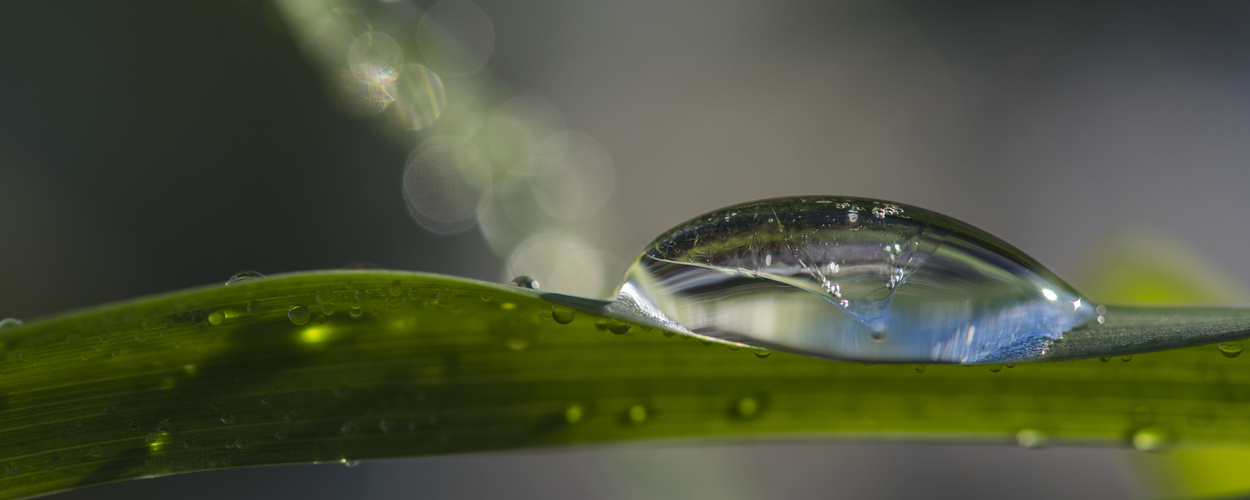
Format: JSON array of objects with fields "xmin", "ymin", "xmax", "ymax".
[{"xmin": 614, "ymin": 197, "xmax": 1099, "ymax": 364}]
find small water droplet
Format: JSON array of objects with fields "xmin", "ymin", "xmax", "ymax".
[
  {"xmin": 288, "ymin": 305, "xmax": 310, "ymax": 325},
  {"xmin": 340, "ymin": 421, "xmax": 361, "ymax": 436},
  {"xmin": 273, "ymin": 431, "xmax": 286, "ymax": 440},
  {"xmin": 1016, "ymin": 429, "xmax": 1045, "ymax": 449},
  {"xmin": 1219, "ymin": 341, "xmax": 1243, "ymax": 358},
  {"xmin": 509, "ymin": 275, "xmax": 540, "ymax": 289},
  {"xmin": 90, "ymin": 445, "xmax": 102, "ymax": 457},
  {"xmin": 607, "ymin": 319, "xmax": 631, "ymax": 334},
  {"xmin": 341, "ymin": 458, "xmax": 362, "ymax": 468},
  {"xmin": 284, "ymin": 411, "xmax": 298, "ymax": 424},
  {"xmin": 220, "ymin": 414, "xmax": 235, "ymax": 424},
  {"xmin": 727, "ymin": 343, "xmax": 742, "ymax": 351},
  {"xmin": 504, "ymin": 335, "xmax": 530, "ymax": 351},
  {"xmin": 260, "ymin": 394, "xmax": 272, "ymax": 405},
  {"xmin": 379, "ymin": 419, "xmax": 394, "ymax": 433},
  {"xmin": 321, "ymin": 303, "xmax": 337, "ymax": 316},
  {"xmin": 246, "ymin": 300, "xmax": 263, "ymax": 315},
  {"xmin": 735, "ymin": 397, "xmax": 760, "ymax": 419},
  {"xmin": 1120, "ymin": 354, "xmax": 1133, "ymax": 362},
  {"xmin": 1131, "ymin": 428, "xmax": 1169, "ymax": 452},
  {"xmin": 913, "ymin": 364, "xmax": 926, "ymax": 373},
  {"xmin": 753, "ymin": 349, "xmax": 772, "ymax": 358},
  {"xmin": 0, "ymin": 318, "xmax": 23, "ymax": 330},
  {"xmin": 207, "ymin": 310, "xmax": 225, "ymax": 326},
  {"xmin": 5, "ymin": 462, "xmax": 18, "ymax": 475},
  {"xmin": 565, "ymin": 403, "xmax": 585, "ymax": 424},
  {"xmin": 551, "ymin": 305, "xmax": 576, "ymax": 324},
  {"xmin": 436, "ymin": 289, "xmax": 455, "ymax": 306},
  {"xmin": 234, "ymin": 437, "xmax": 248, "ymax": 449},
  {"xmin": 349, "ymin": 307, "xmax": 365, "ymax": 319},
  {"xmin": 988, "ymin": 364, "xmax": 1003, "ymax": 373},
  {"xmin": 627, "ymin": 405, "xmax": 648, "ymax": 424},
  {"xmin": 1099, "ymin": 357, "xmax": 1111, "ymax": 362},
  {"xmin": 225, "ymin": 270, "xmax": 265, "ymax": 285}
]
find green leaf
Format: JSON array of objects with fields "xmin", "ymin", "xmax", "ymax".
[{"xmin": 2, "ymin": 270, "xmax": 1248, "ymax": 499}]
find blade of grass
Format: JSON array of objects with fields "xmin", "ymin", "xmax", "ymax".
[{"xmin": 1, "ymin": 270, "xmax": 1248, "ymax": 499}]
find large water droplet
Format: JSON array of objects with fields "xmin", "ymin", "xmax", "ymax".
[
  {"xmin": 1219, "ymin": 341, "xmax": 1243, "ymax": 358},
  {"xmin": 613, "ymin": 197, "xmax": 1098, "ymax": 364},
  {"xmin": 224, "ymin": 270, "xmax": 265, "ymax": 285},
  {"xmin": 551, "ymin": 305, "xmax": 576, "ymax": 324},
  {"xmin": 0, "ymin": 318, "xmax": 22, "ymax": 330},
  {"xmin": 509, "ymin": 275, "xmax": 540, "ymax": 289}
]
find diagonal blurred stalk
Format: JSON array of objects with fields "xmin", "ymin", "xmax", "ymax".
[{"xmin": 3, "ymin": 271, "xmax": 1250, "ymax": 498}]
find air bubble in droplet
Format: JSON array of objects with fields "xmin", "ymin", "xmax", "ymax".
[
  {"xmin": 1219, "ymin": 341, "xmax": 1243, "ymax": 358},
  {"xmin": 225, "ymin": 270, "xmax": 265, "ymax": 285},
  {"xmin": 288, "ymin": 305, "xmax": 311, "ymax": 325},
  {"xmin": 509, "ymin": 275, "xmax": 540, "ymax": 289}
]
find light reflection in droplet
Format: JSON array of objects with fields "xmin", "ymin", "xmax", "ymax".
[
  {"xmin": 403, "ymin": 137, "xmax": 492, "ymax": 233},
  {"xmin": 416, "ymin": 0, "xmax": 495, "ymax": 76},
  {"xmin": 527, "ymin": 132, "xmax": 615, "ymax": 220},
  {"xmin": 389, "ymin": 64, "xmax": 446, "ymax": 130}
]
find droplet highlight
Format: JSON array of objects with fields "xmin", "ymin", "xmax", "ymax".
[{"xmin": 224, "ymin": 270, "xmax": 265, "ymax": 285}]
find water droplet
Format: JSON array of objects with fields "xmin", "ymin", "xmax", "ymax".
[
  {"xmin": 260, "ymin": 394, "xmax": 272, "ymax": 405},
  {"xmin": 1099, "ymin": 357, "xmax": 1111, "ymax": 363},
  {"xmin": 606, "ymin": 319, "xmax": 631, "ymax": 335},
  {"xmin": 509, "ymin": 275, "xmax": 540, "ymax": 289},
  {"xmin": 753, "ymin": 349, "xmax": 772, "ymax": 359},
  {"xmin": 988, "ymin": 364, "xmax": 1003, "ymax": 373},
  {"xmin": 340, "ymin": 421, "xmax": 361, "ymax": 436},
  {"xmin": 612, "ymin": 197, "xmax": 1098, "ymax": 364},
  {"xmin": 1120, "ymin": 354, "xmax": 1133, "ymax": 362},
  {"xmin": 234, "ymin": 437, "xmax": 248, "ymax": 449},
  {"xmin": 341, "ymin": 458, "xmax": 362, "ymax": 468},
  {"xmin": 379, "ymin": 419, "xmax": 394, "ymax": 433},
  {"xmin": 90, "ymin": 445, "xmax": 102, "ymax": 457},
  {"xmin": 225, "ymin": 270, "xmax": 265, "ymax": 285},
  {"xmin": 1016, "ymin": 429, "xmax": 1045, "ymax": 449},
  {"xmin": 627, "ymin": 405, "xmax": 648, "ymax": 424},
  {"xmin": 321, "ymin": 303, "xmax": 337, "ymax": 316},
  {"xmin": 288, "ymin": 305, "xmax": 310, "ymax": 325},
  {"xmin": 0, "ymin": 318, "xmax": 22, "ymax": 330},
  {"xmin": 735, "ymin": 397, "xmax": 760, "ymax": 419},
  {"xmin": 1131, "ymin": 428, "xmax": 1169, "ymax": 452},
  {"xmin": 246, "ymin": 300, "xmax": 263, "ymax": 316},
  {"xmin": 565, "ymin": 404, "xmax": 585, "ymax": 424},
  {"xmin": 551, "ymin": 305, "xmax": 576, "ymax": 324},
  {"xmin": 220, "ymin": 414, "xmax": 235, "ymax": 424},
  {"xmin": 283, "ymin": 411, "xmax": 298, "ymax": 424},
  {"xmin": 207, "ymin": 310, "xmax": 225, "ymax": 326},
  {"xmin": 5, "ymin": 462, "xmax": 17, "ymax": 475},
  {"xmin": 913, "ymin": 364, "xmax": 926, "ymax": 373},
  {"xmin": 436, "ymin": 289, "xmax": 455, "ymax": 307},
  {"xmin": 1219, "ymin": 341, "xmax": 1243, "ymax": 358}
]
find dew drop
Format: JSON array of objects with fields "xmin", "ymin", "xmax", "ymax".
[
  {"xmin": 283, "ymin": 411, "xmax": 298, "ymax": 424},
  {"xmin": 913, "ymin": 364, "xmax": 926, "ymax": 373},
  {"xmin": 612, "ymin": 197, "xmax": 1099, "ymax": 364},
  {"xmin": 735, "ymin": 397, "xmax": 760, "ymax": 419},
  {"xmin": 988, "ymin": 364, "xmax": 1003, "ymax": 373},
  {"xmin": 551, "ymin": 305, "xmax": 576, "ymax": 324},
  {"xmin": 509, "ymin": 275, "xmax": 540, "ymax": 289},
  {"xmin": 225, "ymin": 270, "xmax": 265, "ymax": 285},
  {"xmin": 234, "ymin": 437, "xmax": 248, "ymax": 449},
  {"xmin": 90, "ymin": 445, "xmax": 102, "ymax": 457},
  {"xmin": 1099, "ymin": 357, "xmax": 1111, "ymax": 363},
  {"xmin": 1219, "ymin": 341, "xmax": 1243, "ymax": 358},
  {"xmin": 220, "ymin": 414, "xmax": 235, "ymax": 424},
  {"xmin": 436, "ymin": 289, "xmax": 455, "ymax": 306},
  {"xmin": 1015, "ymin": 429, "xmax": 1045, "ymax": 449},
  {"xmin": 627, "ymin": 405, "xmax": 648, "ymax": 424},
  {"xmin": 288, "ymin": 305, "xmax": 310, "ymax": 326},
  {"xmin": 321, "ymin": 303, "xmax": 337, "ymax": 316},
  {"xmin": 753, "ymin": 349, "xmax": 772, "ymax": 359},
  {"xmin": 606, "ymin": 319, "xmax": 631, "ymax": 335},
  {"xmin": 1120, "ymin": 354, "xmax": 1133, "ymax": 362},
  {"xmin": 1131, "ymin": 429, "xmax": 1169, "ymax": 452},
  {"xmin": 379, "ymin": 419, "xmax": 394, "ymax": 433},
  {"xmin": 246, "ymin": 300, "xmax": 263, "ymax": 316},
  {"xmin": 349, "ymin": 307, "xmax": 364, "ymax": 319},
  {"xmin": 260, "ymin": 394, "xmax": 272, "ymax": 405},
  {"xmin": 0, "ymin": 318, "xmax": 22, "ymax": 330},
  {"xmin": 564, "ymin": 403, "xmax": 585, "ymax": 424},
  {"xmin": 340, "ymin": 421, "xmax": 361, "ymax": 436},
  {"xmin": 207, "ymin": 310, "xmax": 225, "ymax": 326}
]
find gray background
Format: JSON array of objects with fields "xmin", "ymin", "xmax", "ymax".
[{"xmin": 5, "ymin": 1, "xmax": 1249, "ymax": 498}]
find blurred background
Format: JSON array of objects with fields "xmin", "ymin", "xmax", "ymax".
[{"xmin": 5, "ymin": 0, "xmax": 1250, "ymax": 498}]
